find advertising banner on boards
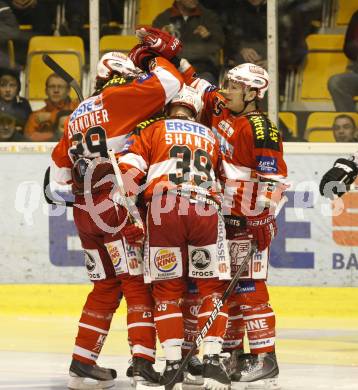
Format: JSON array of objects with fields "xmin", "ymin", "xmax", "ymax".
[{"xmin": 1, "ymin": 145, "xmax": 357, "ymax": 285}]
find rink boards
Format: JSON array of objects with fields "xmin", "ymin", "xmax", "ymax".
[
  {"xmin": 1, "ymin": 143, "xmax": 357, "ymax": 390},
  {"xmin": 0, "ymin": 142, "xmax": 358, "ymax": 286}
]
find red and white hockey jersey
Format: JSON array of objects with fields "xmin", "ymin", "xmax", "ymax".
[
  {"xmin": 200, "ymin": 90, "xmax": 288, "ymax": 217},
  {"xmin": 118, "ymin": 116, "xmax": 222, "ymax": 203},
  {"xmin": 51, "ymin": 57, "xmax": 183, "ymax": 185}
]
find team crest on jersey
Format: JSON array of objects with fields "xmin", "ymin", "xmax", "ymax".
[
  {"xmin": 211, "ymin": 126, "xmax": 233, "ymax": 157},
  {"xmin": 218, "ymin": 120, "xmax": 234, "ymax": 137},
  {"xmin": 70, "ymin": 94, "xmax": 104, "ymax": 122},
  {"xmin": 154, "ymin": 249, "xmax": 178, "ymax": 272}
]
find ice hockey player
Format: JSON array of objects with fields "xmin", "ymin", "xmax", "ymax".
[
  {"xmin": 50, "ymin": 28, "xmax": 184, "ymax": 389},
  {"xmin": 118, "ymin": 84, "xmax": 232, "ymax": 390},
  {"xmin": 192, "ymin": 63, "xmax": 287, "ymax": 389},
  {"xmin": 127, "ymin": 282, "xmax": 205, "ymax": 387}
]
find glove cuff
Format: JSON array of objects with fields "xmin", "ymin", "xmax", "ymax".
[
  {"xmin": 334, "ymin": 158, "xmax": 358, "ymax": 175},
  {"xmin": 246, "ymin": 212, "xmax": 275, "ymax": 226}
]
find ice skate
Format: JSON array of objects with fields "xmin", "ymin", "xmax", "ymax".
[
  {"xmin": 68, "ymin": 358, "xmax": 117, "ymax": 389},
  {"xmin": 126, "ymin": 358, "xmax": 135, "ymax": 387},
  {"xmin": 222, "ymin": 349, "xmax": 247, "ymax": 381},
  {"xmin": 127, "ymin": 359, "xmax": 134, "ymax": 378},
  {"xmin": 203, "ymin": 354, "xmax": 231, "ymax": 390},
  {"xmin": 132, "ymin": 356, "xmax": 161, "ymax": 386},
  {"xmin": 238, "ymin": 352, "xmax": 280, "ymax": 390},
  {"xmin": 183, "ymin": 355, "xmax": 204, "ymax": 385},
  {"xmin": 159, "ymin": 359, "xmax": 184, "ymax": 390}
]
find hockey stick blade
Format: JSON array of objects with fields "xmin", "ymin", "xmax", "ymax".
[
  {"xmin": 42, "ymin": 54, "xmax": 84, "ymax": 101},
  {"xmin": 43, "ymin": 166, "xmax": 74, "ymax": 207},
  {"xmin": 137, "ymin": 242, "xmax": 257, "ymax": 390}
]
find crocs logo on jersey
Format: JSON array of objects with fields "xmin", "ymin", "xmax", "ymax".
[
  {"xmin": 191, "ymin": 249, "xmax": 210, "ymax": 270},
  {"xmin": 84, "ymin": 251, "xmax": 96, "ymax": 272},
  {"xmin": 154, "ymin": 249, "xmax": 178, "ymax": 272},
  {"xmin": 107, "ymin": 243, "xmax": 122, "ymax": 268},
  {"xmin": 70, "ymin": 95, "xmax": 104, "ymax": 121}
]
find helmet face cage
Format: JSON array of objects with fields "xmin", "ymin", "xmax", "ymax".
[
  {"xmin": 169, "ymin": 85, "xmax": 203, "ymax": 117},
  {"xmin": 97, "ymin": 52, "xmax": 142, "ymax": 81},
  {"xmin": 225, "ymin": 63, "xmax": 269, "ymax": 99}
]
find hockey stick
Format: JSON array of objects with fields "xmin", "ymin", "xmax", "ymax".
[
  {"xmin": 137, "ymin": 241, "xmax": 257, "ymax": 390},
  {"xmin": 42, "ymin": 55, "xmax": 83, "ymax": 207},
  {"xmin": 107, "ymin": 148, "xmax": 144, "ymax": 229},
  {"xmin": 42, "ymin": 54, "xmax": 84, "ymax": 101},
  {"xmin": 43, "ymin": 166, "xmax": 74, "ymax": 207}
]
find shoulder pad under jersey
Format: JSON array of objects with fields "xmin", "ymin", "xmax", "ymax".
[
  {"xmin": 247, "ymin": 113, "xmax": 281, "ymax": 151},
  {"xmin": 132, "ymin": 116, "xmax": 166, "ymax": 135},
  {"xmin": 103, "ymin": 76, "xmax": 133, "ymax": 89}
]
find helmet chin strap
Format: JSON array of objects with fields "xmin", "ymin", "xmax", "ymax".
[{"xmin": 233, "ymin": 91, "xmax": 257, "ymax": 116}]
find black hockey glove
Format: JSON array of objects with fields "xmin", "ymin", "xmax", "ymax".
[{"xmin": 319, "ymin": 158, "xmax": 358, "ymax": 199}]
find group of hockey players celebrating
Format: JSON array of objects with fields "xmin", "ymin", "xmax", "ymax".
[{"xmin": 50, "ymin": 26, "xmax": 288, "ymax": 390}]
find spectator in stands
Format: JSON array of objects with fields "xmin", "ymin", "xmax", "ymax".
[
  {"xmin": 332, "ymin": 114, "xmax": 357, "ymax": 142},
  {"xmin": 224, "ymin": 0, "xmax": 268, "ymax": 68},
  {"xmin": 10, "ymin": 0, "xmax": 57, "ymax": 35},
  {"xmin": 328, "ymin": 10, "xmax": 358, "ymax": 112},
  {"xmin": 8, "ymin": 0, "xmax": 58, "ymax": 66},
  {"xmin": 0, "ymin": 113, "xmax": 20, "ymax": 141},
  {"xmin": 152, "ymin": 0, "xmax": 225, "ymax": 84},
  {"xmin": 24, "ymin": 73, "xmax": 77, "ymax": 142},
  {"xmin": 63, "ymin": 0, "xmax": 124, "ymax": 36},
  {"xmin": 0, "ymin": 67, "xmax": 31, "ymax": 140},
  {"xmin": 53, "ymin": 109, "xmax": 71, "ymax": 141},
  {"xmin": 61, "ymin": 0, "xmax": 125, "ymax": 58},
  {"xmin": 0, "ymin": 1, "xmax": 22, "ymax": 68},
  {"xmin": 223, "ymin": 0, "xmax": 320, "ymax": 97}
]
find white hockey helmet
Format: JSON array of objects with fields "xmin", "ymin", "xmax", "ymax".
[
  {"xmin": 169, "ymin": 85, "xmax": 203, "ymax": 117},
  {"xmin": 96, "ymin": 51, "xmax": 141, "ymax": 80},
  {"xmin": 226, "ymin": 63, "xmax": 269, "ymax": 99}
]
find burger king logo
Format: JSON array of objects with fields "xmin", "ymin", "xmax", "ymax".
[
  {"xmin": 154, "ymin": 249, "xmax": 177, "ymax": 273},
  {"xmin": 107, "ymin": 243, "xmax": 121, "ymax": 268}
]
